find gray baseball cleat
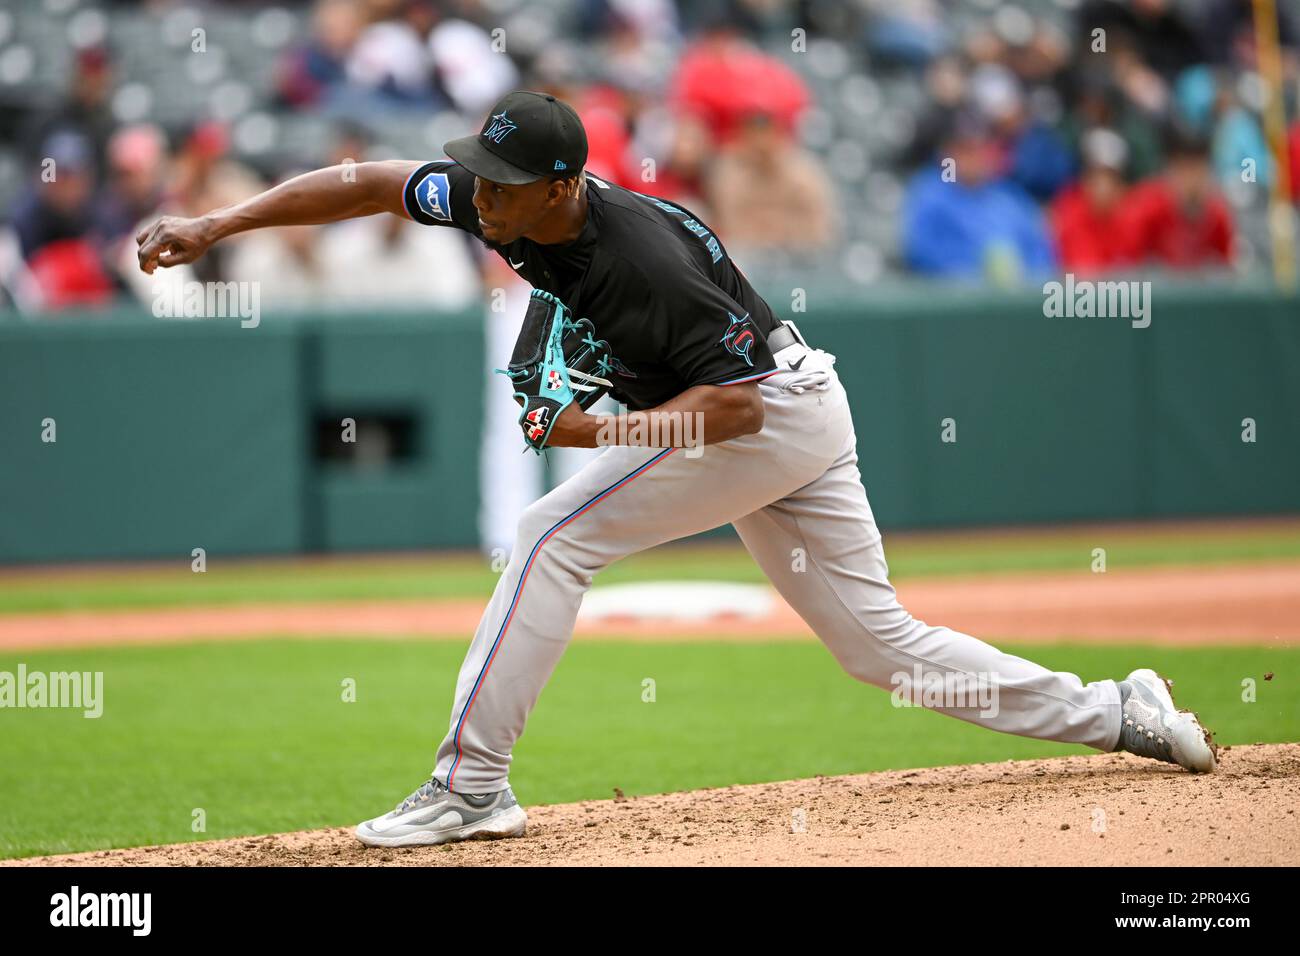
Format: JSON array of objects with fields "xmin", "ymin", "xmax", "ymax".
[
  {"xmin": 1114, "ymin": 668, "xmax": 1217, "ymax": 773},
  {"xmin": 355, "ymin": 776, "xmax": 527, "ymax": 847}
]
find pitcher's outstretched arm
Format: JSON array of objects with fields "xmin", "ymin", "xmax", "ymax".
[{"xmin": 135, "ymin": 160, "xmax": 422, "ymax": 274}]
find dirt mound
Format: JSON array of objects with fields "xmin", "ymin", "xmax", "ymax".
[{"xmin": 9, "ymin": 744, "xmax": 1297, "ymax": 867}]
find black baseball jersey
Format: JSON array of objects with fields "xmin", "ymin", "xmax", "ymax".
[{"xmin": 401, "ymin": 162, "xmax": 781, "ymax": 410}]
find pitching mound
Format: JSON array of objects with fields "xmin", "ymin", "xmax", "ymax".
[{"xmin": 9, "ymin": 744, "xmax": 1297, "ymax": 867}]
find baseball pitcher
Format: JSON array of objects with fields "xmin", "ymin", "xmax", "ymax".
[{"xmin": 136, "ymin": 91, "xmax": 1217, "ymax": 849}]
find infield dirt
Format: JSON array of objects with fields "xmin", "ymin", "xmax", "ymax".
[
  {"xmin": 8, "ymin": 744, "xmax": 1297, "ymax": 866},
  {"xmin": 2, "ymin": 559, "xmax": 1297, "ymax": 650}
]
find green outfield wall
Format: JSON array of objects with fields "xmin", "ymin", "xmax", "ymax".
[{"xmin": 1, "ymin": 284, "xmax": 1296, "ymax": 562}]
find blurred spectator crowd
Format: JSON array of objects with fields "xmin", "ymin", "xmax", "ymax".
[{"xmin": 0, "ymin": 0, "xmax": 1297, "ymax": 312}]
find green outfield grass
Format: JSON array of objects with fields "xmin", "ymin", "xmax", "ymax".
[
  {"xmin": 2, "ymin": 520, "xmax": 1299, "ymax": 613},
  {"xmin": 0, "ymin": 638, "xmax": 1293, "ymax": 859}
]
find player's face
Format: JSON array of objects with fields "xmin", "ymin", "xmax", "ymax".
[{"xmin": 471, "ymin": 176, "xmax": 567, "ymax": 243}]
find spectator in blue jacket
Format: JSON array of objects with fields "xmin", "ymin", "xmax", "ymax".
[
  {"xmin": 902, "ymin": 112, "xmax": 1057, "ymax": 283},
  {"xmin": 970, "ymin": 63, "xmax": 1077, "ymax": 202}
]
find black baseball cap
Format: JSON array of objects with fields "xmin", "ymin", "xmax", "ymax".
[{"xmin": 443, "ymin": 90, "xmax": 588, "ymax": 186}]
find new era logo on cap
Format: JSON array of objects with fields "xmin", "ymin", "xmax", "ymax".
[{"xmin": 444, "ymin": 91, "xmax": 588, "ymax": 186}]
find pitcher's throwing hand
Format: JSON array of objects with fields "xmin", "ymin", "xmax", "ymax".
[{"xmin": 136, "ymin": 216, "xmax": 216, "ymax": 274}]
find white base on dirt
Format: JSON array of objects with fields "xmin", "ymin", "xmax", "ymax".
[{"xmin": 577, "ymin": 581, "xmax": 773, "ymax": 623}]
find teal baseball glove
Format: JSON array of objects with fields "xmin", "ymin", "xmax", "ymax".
[{"xmin": 499, "ymin": 289, "xmax": 615, "ymax": 452}]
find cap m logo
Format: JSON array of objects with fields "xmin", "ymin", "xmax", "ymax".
[{"xmin": 483, "ymin": 110, "xmax": 518, "ymax": 144}]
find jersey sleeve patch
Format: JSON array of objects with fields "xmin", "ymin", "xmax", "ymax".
[
  {"xmin": 409, "ymin": 170, "xmax": 453, "ymax": 222},
  {"xmin": 402, "ymin": 161, "xmax": 480, "ymax": 233}
]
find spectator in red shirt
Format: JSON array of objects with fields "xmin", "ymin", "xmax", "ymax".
[
  {"xmin": 572, "ymin": 84, "xmax": 637, "ymax": 188},
  {"xmin": 1051, "ymin": 128, "xmax": 1131, "ymax": 274},
  {"xmin": 1290, "ymin": 119, "xmax": 1300, "ymax": 204},
  {"xmin": 1118, "ymin": 128, "xmax": 1234, "ymax": 269},
  {"xmin": 670, "ymin": 19, "xmax": 809, "ymax": 146}
]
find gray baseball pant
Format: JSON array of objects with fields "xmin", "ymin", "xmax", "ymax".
[{"xmin": 434, "ymin": 345, "xmax": 1122, "ymax": 792}]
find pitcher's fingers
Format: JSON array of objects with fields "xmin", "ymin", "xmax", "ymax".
[
  {"xmin": 158, "ymin": 244, "xmax": 197, "ymax": 266},
  {"xmin": 137, "ymin": 235, "xmax": 170, "ymax": 272},
  {"xmin": 136, "ymin": 218, "xmax": 170, "ymax": 253}
]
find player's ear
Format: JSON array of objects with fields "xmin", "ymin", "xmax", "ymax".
[{"xmin": 544, "ymin": 176, "xmax": 573, "ymax": 206}]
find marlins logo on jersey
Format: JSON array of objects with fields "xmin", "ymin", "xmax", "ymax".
[
  {"xmin": 719, "ymin": 311, "xmax": 758, "ymax": 367},
  {"xmin": 483, "ymin": 110, "xmax": 518, "ymax": 144}
]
